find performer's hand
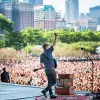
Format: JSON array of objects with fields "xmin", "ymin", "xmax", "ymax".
[
  {"xmin": 54, "ymin": 33, "xmax": 57, "ymax": 37},
  {"xmin": 53, "ymin": 33, "xmax": 57, "ymax": 47}
]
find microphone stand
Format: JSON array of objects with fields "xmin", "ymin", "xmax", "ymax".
[{"xmin": 82, "ymin": 49, "xmax": 95, "ymax": 94}]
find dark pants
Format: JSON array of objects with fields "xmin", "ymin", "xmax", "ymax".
[{"xmin": 44, "ymin": 67, "xmax": 56, "ymax": 95}]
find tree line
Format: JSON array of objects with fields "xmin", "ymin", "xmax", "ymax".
[{"xmin": 0, "ymin": 13, "xmax": 100, "ymax": 54}]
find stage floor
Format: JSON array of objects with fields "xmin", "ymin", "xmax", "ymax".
[
  {"xmin": 0, "ymin": 83, "xmax": 92, "ymax": 100},
  {"xmin": 0, "ymin": 83, "xmax": 43, "ymax": 100}
]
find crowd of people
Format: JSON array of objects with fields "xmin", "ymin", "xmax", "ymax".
[{"xmin": 0, "ymin": 55, "xmax": 100, "ymax": 92}]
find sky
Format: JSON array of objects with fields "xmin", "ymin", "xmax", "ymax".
[{"xmin": 44, "ymin": 0, "xmax": 100, "ymax": 14}]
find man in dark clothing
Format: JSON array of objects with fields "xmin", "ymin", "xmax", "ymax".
[
  {"xmin": 40, "ymin": 33, "xmax": 57, "ymax": 99},
  {"xmin": 1, "ymin": 68, "xmax": 10, "ymax": 83}
]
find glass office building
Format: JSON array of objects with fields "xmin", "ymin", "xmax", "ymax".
[
  {"xmin": 65, "ymin": 0, "xmax": 79, "ymax": 23},
  {"xmin": 90, "ymin": 6, "xmax": 100, "ymax": 25}
]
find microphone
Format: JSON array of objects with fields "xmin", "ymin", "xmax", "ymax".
[{"xmin": 81, "ymin": 48, "xmax": 85, "ymax": 51}]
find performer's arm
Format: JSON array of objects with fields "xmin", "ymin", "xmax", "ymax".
[
  {"xmin": 40, "ymin": 55, "xmax": 44, "ymax": 69},
  {"xmin": 8, "ymin": 73, "xmax": 10, "ymax": 83},
  {"xmin": 52, "ymin": 33, "xmax": 57, "ymax": 48}
]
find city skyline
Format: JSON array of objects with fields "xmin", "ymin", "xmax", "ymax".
[
  {"xmin": 44, "ymin": 0, "xmax": 100, "ymax": 14},
  {"xmin": 0, "ymin": 0, "xmax": 99, "ymax": 31},
  {"xmin": 1, "ymin": 0, "xmax": 100, "ymax": 14}
]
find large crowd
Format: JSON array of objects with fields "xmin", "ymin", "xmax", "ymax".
[{"xmin": 0, "ymin": 55, "xmax": 100, "ymax": 92}]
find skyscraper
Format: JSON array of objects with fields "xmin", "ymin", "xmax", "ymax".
[
  {"xmin": 12, "ymin": 3, "xmax": 34, "ymax": 31},
  {"xmin": 65, "ymin": 0, "xmax": 79, "ymax": 23},
  {"xmin": 0, "ymin": 0, "xmax": 34, "ymax": 31},
  {"xmin": 0, "ymin": 0, "xmax": 13, "ymax": 20},
  {"xmin": 90, "ymin": 6, "xmax": 100, "ymax": 25}
]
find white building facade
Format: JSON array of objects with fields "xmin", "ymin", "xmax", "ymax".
[
  {"xmin": 34, "ymin": 5, "xmax": 56, "ymax": 30},
  {"xmin": 56, "ymin": 18, "xmax": 66, "ymax": 29},
  {"xmin": 78, "ymin": 15, "xmax": 97, "ymax": 31}
]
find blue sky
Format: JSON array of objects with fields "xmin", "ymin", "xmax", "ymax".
[{"xmin": 44, "ymin": 0, "xmax": 100, "ymax": 14}]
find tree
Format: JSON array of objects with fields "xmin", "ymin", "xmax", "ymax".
[
  {"xmin": 0, "ymin": 13, "xmax": 13, "ymax": 33},
  {"xmin": 21, "ymin": 28, "xmax": 46, "ymax": 45},
  {"xmin": 5, "ymin": 31, "xmax": 26, "ymax": 50},
  {"xmin": 0, "ymin": 34, "xmax": 5, "ymax": 48}
]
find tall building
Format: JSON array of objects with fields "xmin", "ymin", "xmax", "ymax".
[
  {"xmin": 12, "ymin": 3, "xmax": 34, "ymax": 31},
  {"xmin": 0, "ymin": 1, "xmax": 13, "ymax": 20},
  {"xmin": 90, "ymin": 6, "xmax": 100, "ymax": 25},
  {"xmin": 34, "ymin": 5, "xmax": 56, "ymax": 30},
  {"xmin": 0, "ymin": 1, "xmax": 34, "ymax": 31},
  {"xmin": 65, "ymin": 0, "xmax": 79, "ymax": 23}
]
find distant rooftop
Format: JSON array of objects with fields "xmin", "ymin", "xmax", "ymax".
[
  {"xmin": 43, "ymin": 5, "xmax": 55, "ymax": 11},
  {"xmin": 34, "ymin": 5, "xmax": 55, "ymax": 11},
  {"xmin": 90, "ymin": 5, "xmax": 100, "ymax": 10},
  {"xmin": 0, "ymin": 0, "xmax": 12, "ymax": 2}
]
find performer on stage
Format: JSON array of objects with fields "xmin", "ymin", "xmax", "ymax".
[{"xmin": 40, "ymin": 33, "xmax": 57, "ymax": 99}]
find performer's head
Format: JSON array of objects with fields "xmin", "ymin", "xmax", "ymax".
[
  {"xmin": 42, "ymin": 43, "xmax": 50, "ymax": 50},
  {"xmin": 3, "ymin": 68, "xmax": 6, "ymax": 72}
]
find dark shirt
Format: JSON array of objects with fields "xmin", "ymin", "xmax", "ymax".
[
  {"xmin": 40, "ymin": 46, "xmax": 55, "ymax": 69},
  {"xmin": 1, "ymin": 71, "xmax": 10, "ymax": 83}
]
